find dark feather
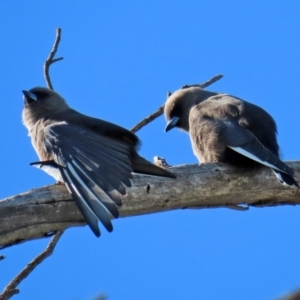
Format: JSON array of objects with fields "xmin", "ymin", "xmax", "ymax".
[
  {"xmin": 59, "ymin": 166, "xmax": 101, "ymax": 237},
  {"xmin": 43, "ymin": 123, "xmax": 133, "ymax": 233}
]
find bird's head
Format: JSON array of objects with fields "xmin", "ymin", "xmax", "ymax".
[
  {"xmin": 22, "ymin": 87, "xmax": 70, "ymax": 130},
  {"xmin": 164, "ymin": 87, "xmax": 209, "ymax": 132}
]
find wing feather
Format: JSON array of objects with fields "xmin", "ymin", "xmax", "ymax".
[
  {"xmin": 60, "ymin": 166, "xmax": 101, "ymax": 236},
  {"xmin": 43, "ymin": 122, "xmax": 134, "ymax": 235},
  {"xmin": 222, "ymin": 120, "xmax": 294, "ymax": 176}
]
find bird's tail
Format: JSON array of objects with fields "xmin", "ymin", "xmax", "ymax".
[
  {"xmin": 228, "ymin": 139, "xmax": 298, "ymax": 187},
  {"xmin": 273, "ymin": 170, "xmax": 299, "ymax": 188}
]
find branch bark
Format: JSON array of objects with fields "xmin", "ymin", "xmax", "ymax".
[{"xmin": 1, "ymin": 162, "xmax": 299, "ymax": 248}]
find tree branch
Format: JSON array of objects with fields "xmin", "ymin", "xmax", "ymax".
[
  {"xmin": 0, "ymin": 231, "xmax": 63, "ymax": 300},
  {"xmin": 43, "ymin": 28, "xmax": 63, "ymax": 90},
  {"xmin": 130, "ymin": 74, "xmax": 223, "ymax": 133},
  {"xmin": 1, "ymin": 162, "xmax": 299, "ymax": 248}
]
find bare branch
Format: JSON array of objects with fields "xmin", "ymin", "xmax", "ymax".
[
  {"xmin": 1, "ymin": 162, "xmax": 299, "ymax": 248},
  {"xmin": 181, "ymin": 74, "xmax": 223, "ymax": 89},
  {"xmin": 130, "ymin": 103, "xmax": 165, "ymax": 133},
  {"xmin": 43, "ymin": 28, "xmax": 63, "ymax": 90},
  {"xmin": 130, "ymin": 74, "xmax": 223, "ymax": 133},
  {"xmin": 0, "ymin": 231, "xmax": 63, "ymax": 300}
]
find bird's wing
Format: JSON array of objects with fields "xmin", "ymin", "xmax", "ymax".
[
  {"xmin": 220, "ymin": 119, "xmax": 294, "ymax": 177},
  {"xmin": 58, "ymin": 109, "xmax": 141, "ymax": 148},
  {"xmin": 43, "ymin": 121, "xmax": 135, "ymax": 236},
  {"xmin": 58, "ymin": 110, "xmax": 176, "ymax": 179}
]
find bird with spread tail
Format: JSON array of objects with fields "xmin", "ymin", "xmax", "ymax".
[
  {"xmin": 22, "ymin": 87, "xmax": 176, "ymax": 236},
  {"xmin": 164, "ymin": 86, "xmax": 298, "ymax": 187}
]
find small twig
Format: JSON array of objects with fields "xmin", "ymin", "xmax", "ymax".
[
  {"xmin": 43, "ymin": 28, "xmax": 63, "ymax": 90},
  {"xmin": 130, "ymin": 103, "xmax": 165, "ymax": 133},
  {"xmin": 181, "ymin": 74, "xmax": 223, "ymax": 89},
  {"xmin": 130, "ymin": 74, "xmax": 223, "ymax": 133},
  {"xmin": 0, "ymin": 231, "xmax": 63, "ymax": 300}
]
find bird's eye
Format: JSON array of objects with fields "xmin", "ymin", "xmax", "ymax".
[{"xmin": 34, "ymin": 92, "xmax": 49, "ymax": 100}]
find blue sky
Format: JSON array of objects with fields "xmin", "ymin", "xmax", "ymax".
[{"xmin": 1, "ymin": 1, "xmax": 300, "ymax": 299}]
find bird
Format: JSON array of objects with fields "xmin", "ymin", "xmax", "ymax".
[
  {"xmin": 164, "ymin": 86, "xmax": 298, "ymax": 187},
  {"xmin": 22, "ymin": 87, "xmax": 176, "ymax": 236}
]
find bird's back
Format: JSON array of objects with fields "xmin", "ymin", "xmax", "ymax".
[{"xmin": 190, "ymin": 94, "xmax": 280, "ymax": 167}]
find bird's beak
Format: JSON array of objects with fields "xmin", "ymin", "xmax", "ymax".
[
  {"xmin": 165, "ymin": 116, "xmax": 179, "ymax": 132},
  {"xmin": 22, "ymin": 90, "xmax": 37, "ymax": 104}
]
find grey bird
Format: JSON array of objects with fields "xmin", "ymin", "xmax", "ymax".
[
  {"xmin": 22, "ymin": 87, "xmax": 176, "ymax": 236},
  {"xmin": 164, "ymin": 86, "xmax": 298, "ymax": 187}
]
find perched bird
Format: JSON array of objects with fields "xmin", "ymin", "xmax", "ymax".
[
  {"xmin": 164, "ymin": 86, "xmax": 298, "ymax": 187},
  {"xmin": 22, "ymin": 87, "xmax": 176, "ymax": 236}
]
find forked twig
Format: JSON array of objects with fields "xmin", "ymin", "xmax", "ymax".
[{"xmin": 43, "ymin": 28, "xmax": 63, "ymax": 90}]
